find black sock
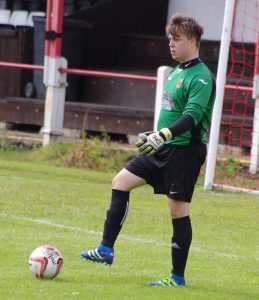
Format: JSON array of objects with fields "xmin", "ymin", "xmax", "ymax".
[
  {"xmin": 171, "ymin": 216, "xmax": 192, "ymax": 277},
  {"xmin": 101, "ymin": 189, "xmax": 129, "ymax": 248}
]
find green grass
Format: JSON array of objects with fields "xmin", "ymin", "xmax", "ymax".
[{"xmin": 0, "ymin": 159, "xmax": 258, "ymax": 300}]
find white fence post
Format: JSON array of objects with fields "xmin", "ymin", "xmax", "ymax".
[
  {"xmin": 42, "ymin": 56, "xmax": 67, "ymax": 146},
  {"xmin": 154, "ymin": 66, "xmax": 172, "ymax": 131}
]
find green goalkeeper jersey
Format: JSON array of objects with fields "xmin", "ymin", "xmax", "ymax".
[{"xmin": 157, "ymin": 58, "xmax": 216, "ymax": 146}]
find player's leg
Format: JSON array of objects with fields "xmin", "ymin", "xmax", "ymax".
[
  {"xmin": 149, "ymin": 144, "xmax": 206, "ymax": 286},
  {"xmin": 101, "ymin": 169, "xmax": 146, "ymax": 247},
  {"xmin": 169, "ymin": 199, "xmax": 191, "ymax": 285},
  {"xmin": 149, "ymin": 199, "xmax": 190, "ymax": 286},
  {"xmin": 112, "ymin": 168, "xmax": 147, "ymax": 190},
  {"xmin": 81, "ymin": 169, "xmax": 146, "ymax": 264}
]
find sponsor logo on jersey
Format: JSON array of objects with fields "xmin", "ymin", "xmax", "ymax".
[
  {"xmin": 162, "ymin": 92, "xmax": 174, "ymax": 111},
  {"xmin": 176, "ymin": 78, "xmax": 183, "ymax": 89},
  {"xmin": 162, "ymin": 91, "xmax": 172, "ymax": 101},
  {"xmin": 161, "ymin": 99, "xmax": 175, "ymax": 111}
]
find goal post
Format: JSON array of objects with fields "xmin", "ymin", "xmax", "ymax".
[
  {"xmin": 204, "ymin": 0, "xmax": 259, "ymax": 194},
  {"xmin": 204, "ymin": 0, "xmax": 236, "ymax": 189},
  {"xmin": 250, "ymin": 39, "xmax": 259, "ymax": 174}
]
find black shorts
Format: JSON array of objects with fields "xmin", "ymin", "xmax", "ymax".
[{"xmin": 126, "ymin": 144, "xmax": 206, "ymax": 202}]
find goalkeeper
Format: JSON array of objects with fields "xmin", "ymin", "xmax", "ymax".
[{"xmin": 81, "ymin": 13, "xmax": 216, "ymax": 287}]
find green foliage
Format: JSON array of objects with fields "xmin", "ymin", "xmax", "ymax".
[
  {"xmin": 0, "ymin": 160, "xmax": 258, "ymax": 299},
  {"xmin": 22, "ymin": 142, "xmax": 76, "ymax": 166},
  {"xmin": 1, "ymin": 130, "xmax": 258, "ymax": 190},
  {"xmin": 14, "ymin": 134, "xmax": 136, "ymax": 172},
  {"xmin": 0, "ymin": 129, "xmax": 14, "ymax": 152},
  {"xmin": 215, "ymin": 158, "xmax": 259, "ymax": 189},
  {"xmin": 63, "ymin": 132, "xmax": 135, "ymax": 171},
  {"xmin": 66, "ymin": 136, "xmax": 102, "ymax": 169}
]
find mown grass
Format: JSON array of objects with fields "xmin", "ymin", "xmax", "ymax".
[
  {"xmin": 0, "ymin": 132, "xmax": 258, "ymax": 299},
  {"xmin": 0, "ymin": 155, "xmax": 258, "ymax": 300}
]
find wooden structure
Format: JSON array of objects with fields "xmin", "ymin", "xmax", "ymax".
[{"xmin": 0, "ymin": 0, "xmax": 255, "ymax": 146}]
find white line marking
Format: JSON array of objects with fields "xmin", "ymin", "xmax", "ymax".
[{"xmin": 1, "ymin": 212, "xmax": 258, "ymax": 261}]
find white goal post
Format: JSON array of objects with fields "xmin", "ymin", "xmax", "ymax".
[
  {"xmin": 204, "ymin": 0, "xmax": 236, "ymax": 189},
  {"xmin": 204, "ymin": 0, "xmax": 259, "ymax": 194},
  {"xmin": 250, "ymin": 39, "xmax": 259, "ymax": 174}
]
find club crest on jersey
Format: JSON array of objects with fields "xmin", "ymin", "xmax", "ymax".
[{"xmin": 176, "ymin": 78, "xmax": 183, "ymax": 89}]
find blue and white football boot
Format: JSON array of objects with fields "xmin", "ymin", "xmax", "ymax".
[{"xmin": 81, "ymin": 244, "xmax": 114, "ymax": 265}]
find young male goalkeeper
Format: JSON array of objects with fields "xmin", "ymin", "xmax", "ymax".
[{"xmin": 81, "ymin": 13, "xmax": 216, "ymax": 287}]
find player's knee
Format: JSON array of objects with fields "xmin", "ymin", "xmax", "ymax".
[
  {"xmin": 170, "ymin": 210, "xmax": 188, "ymax": 219},
  {"xmin": 112, "ymin": 168, "xmax": 146, "ymax": 191},
  {"xmin": 112, "ymin": 173, "xmax": 127, "ymax": 190},
  {"xmin": 168, "ymin": 199, "xmax": 190, "ymax": 219},
  {"xmin": 112, "ymin": 174, "xmax": 121, "ymax": 189}
]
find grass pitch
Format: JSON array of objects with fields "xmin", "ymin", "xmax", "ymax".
[{"xmin": 0, "ymin": 159, "xmax": 258, "ymax": 300}]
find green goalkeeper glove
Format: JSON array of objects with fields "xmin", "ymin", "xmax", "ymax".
[{"xmin": 135, "ymin": 128, "xmax": 172, "ymax": 156}]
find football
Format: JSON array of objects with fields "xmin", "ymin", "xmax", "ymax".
[{"xmin": 28, "ymin": 245, "xmax": 63, "ymax": 279}]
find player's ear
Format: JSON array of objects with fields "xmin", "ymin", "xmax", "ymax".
[{"xmin": 190, "ymin": 37, "xmax": 197, "ymax": 48}]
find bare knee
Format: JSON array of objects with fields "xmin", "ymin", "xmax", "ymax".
[
  {"xmin": 170, "ymin": 209, "xmax": 188, "ymax": 219},
  {"xmin": 112, "ymin": 168, "xmax": 146, "ymax": 191},
  {"xmin": 112, "ymin": 173, "xmax": 122, "ymax": 189},
  {"xmin": 168, "ymin": 198, "xmax": 190, "ymax": 219}
]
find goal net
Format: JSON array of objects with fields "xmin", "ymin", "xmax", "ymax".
[{"xmin": 205, "ymin": 0, "xmax": 259, "ymax": 194}]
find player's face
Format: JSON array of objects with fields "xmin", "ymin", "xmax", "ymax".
[{"xmin": 168, "ymin": 33, "xmax": 196, "ymax": 63}]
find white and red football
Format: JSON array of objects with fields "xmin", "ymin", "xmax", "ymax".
[{"xmin": 28, "ymin": 245, "xmax": 63, "ymax": 279}]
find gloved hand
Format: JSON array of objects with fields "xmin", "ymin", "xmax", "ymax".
[
  {"xmin": 137, "ymin": 131, "xmax": 155, "ymax": 140},
  {"xmin": 135, "ymin": 128, "xmax": 172, "ymax": 156}
]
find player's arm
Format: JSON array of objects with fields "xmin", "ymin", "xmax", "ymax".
[
  {"xmin": 184, "ymin": 75, "xmax": 214, "ymax": 125},
  {"xmin": 136, "ymin": 115, "xmax": 195, "ymax": 156}
]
